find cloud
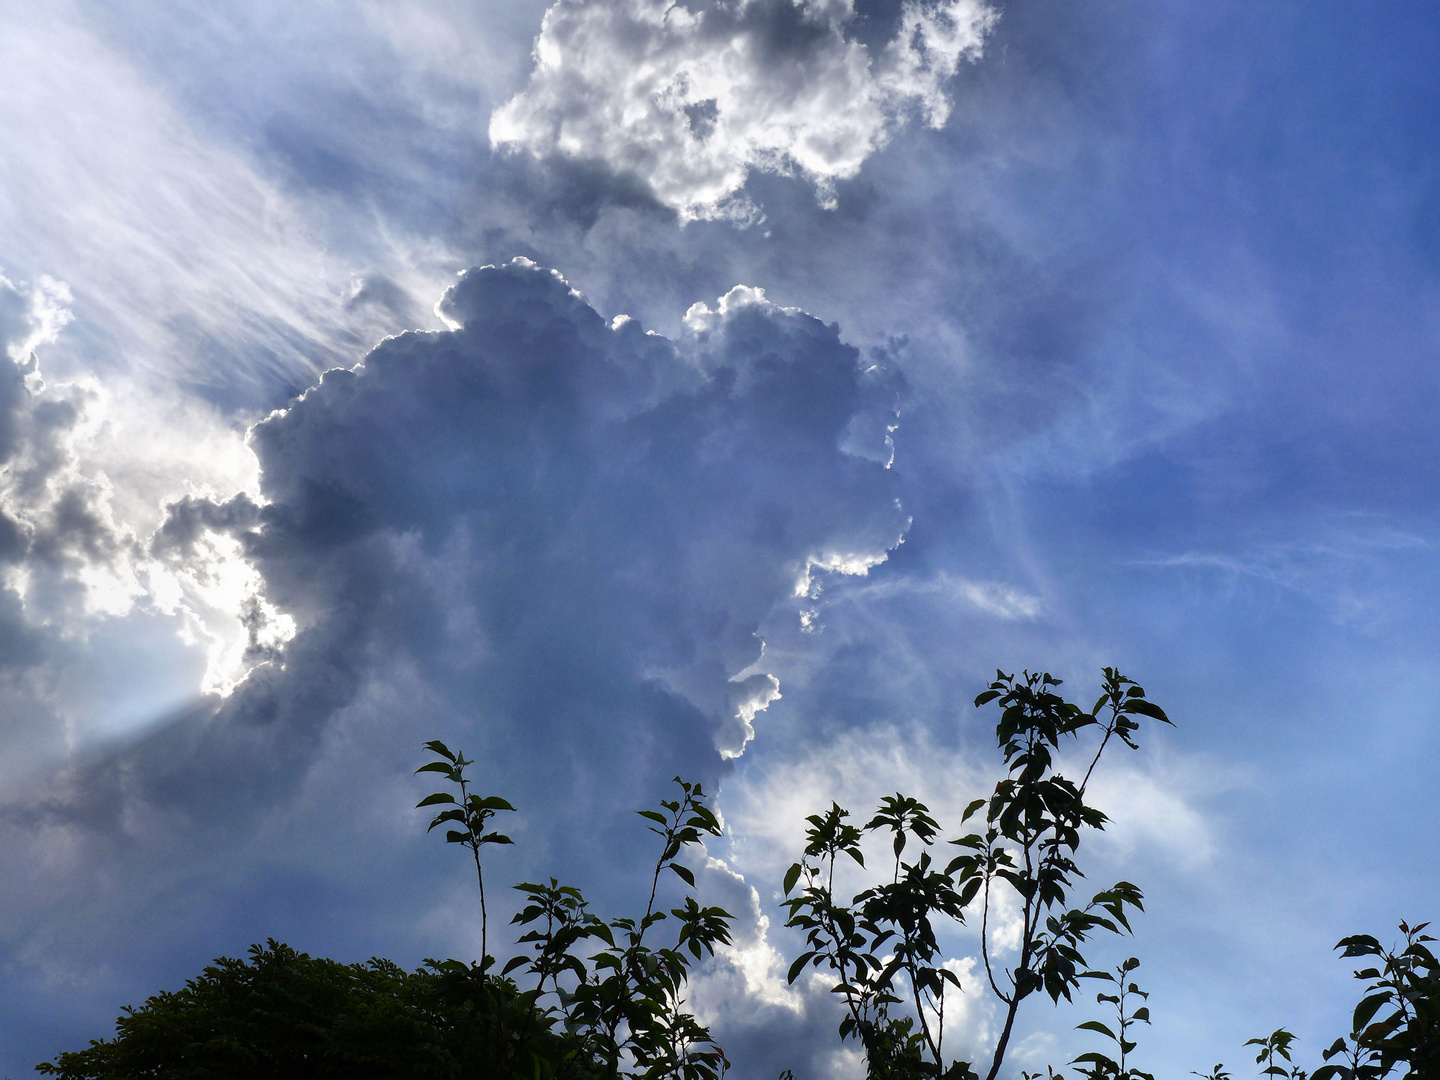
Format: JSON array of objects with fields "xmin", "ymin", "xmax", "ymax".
[
  {"xmin": 218, "ymin": 259, "xmax": 907, "ymax": 771},
  {"xmin": 840, "ymin": 570, "xmax": 1042, "ymax": 621},
  {"xmin": 0, "ymin": 262, "xmax": 908, "ymax": 1068},
  {"xmin": 0, "ymin": 273, "xmax": 297, "ymax": 800},
  {"xmin": 0, "ymin": 276, "xmax": 138, "ymax": 628},
  {"xmin": 1086, "ymin": 760, "xmax": 1223, "ymax": 872},
  {"xmin": 0, "ymin": 256, "xmax": 919, "ymax": 1070},
  {"xmin": 0, "ymin": 1, "xmax": 454, "ymax": 409},
  {"xmin": 723, "ymin": 723, "xmax": 988, "ymax": 876},
  {"xmin": 1144, "ymin": 526, "xmax": 1437, "ymax": 633},
  {"xmin": 491, "ymin": 0, "xmax": 996, "ymax": 223}
]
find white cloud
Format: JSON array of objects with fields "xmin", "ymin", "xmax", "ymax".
[
  {"xmin": 148, "ymin": 526, "xmax": 297, "ymax": 698},
  {"xmin": 929, "ymin": 955, "xmax": 993, "ymax": 1059},
  {"xmin": 821, "ymin": 569, "xmax": 1042, "ymax": 623},
  {"xmin": 0, "ymin": 272, "xmax": 295, "ymax": 747},
  {"xmin": 720, "ymin": 721, "xmax": 1226, "ymax": 963},
  {"xmin": 949, "ymin": 577, "xmax": 1041, "ymax": 621},
  {"xmin": 0, "ymin": 6, "xmax": 432, "ymax": 724},
  {"xmin": 1086, "ymin": 759, "xmax": 1235, "ymax": 872},
  {"xmin": 491, "ymin": 0, "xmax": 997, "ymax": 223},
  {"xmin": 0, "ymin": 274, "xmax": 73, "ymax": 366},
  {"xmin": 722, "ymin": 723, "xmax": 994, "ymax": 894},
  {"xmin": 0, "ymin": 277, "xmax": 144, "ymax": 626},
  {"xmin": 694, "ymin": 854, "xmax": 805, "ymax": 1013}
]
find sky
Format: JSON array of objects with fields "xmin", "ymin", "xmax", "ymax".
[{"xmin": 1, "ymin": 0, "xmax": 1438, "ymax": 1075}]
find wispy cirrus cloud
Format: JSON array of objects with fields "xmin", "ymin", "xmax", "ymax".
[
  {"xmin": 0, "ymin": 0, "xmax": 449, "ymax": 405},
  {"xmin": 1145, "ymin": 525, "xmax": 1434, "ymax": 631}
]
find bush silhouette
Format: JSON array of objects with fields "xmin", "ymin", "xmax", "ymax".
[{"xmin": 35, "ymin": 940, "xmax": 577, "ymax": 1079}]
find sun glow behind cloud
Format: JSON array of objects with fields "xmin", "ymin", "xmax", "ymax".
[
  {"xmin": 148, "ymin": 528, "xmax": 297, "ymax": 698},
  {"xmin": 0, "ymin": 271, "xmax": 297, "ymax": 732}
]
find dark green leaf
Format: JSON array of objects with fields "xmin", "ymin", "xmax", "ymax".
[
  {"xmin": 1352, "ymin": 991, "xmax": 1392, "ymax": 1032},
  {"xmin": 421, "ymin": 740, "xmax": 456, "ymax": 761},
  {"xmin": 787, "ymin": 952, "xmax": 817, "ymax": 984}
]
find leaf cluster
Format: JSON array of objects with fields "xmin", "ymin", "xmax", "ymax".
[
  {"xmin": 1246, "ymin": 1029, "xmax": 1305, "ymax": 1080},
  {"xmin": 779, "ymin": 668, "xmax": 1172, "ymax": 1080},
  {"xmin": 420, "ymin": 750, "xmax": 733, "ymax": 1080},
  {"xmin": 781, "ymin": 797, "xmax": 970, "ymax": 1079},
  {"xmin": 1068, "ymin": 957, "xmax": 1154, "ymax": 1080},
  {"xmin": 1312, "ymin": 922, "xmax": 1440, "ymax": 1080},
  {"xmin": 416, "ymin": 743, "xmax": 517, "ymax": 852},
  {"xmin": 416, "ymin": 741, "xmax": 517, "ymax": 974},
  {"xmin": 1201, "ymin": 922, "xmax": 1439, "ymax": 1080},
  {"xmin": 511, "ymin": 780, "xmax": 732, "ymax": 1080}
]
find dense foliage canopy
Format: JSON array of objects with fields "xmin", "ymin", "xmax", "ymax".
[{"xmin": 35, "ymin": 941, "xmax": 579, "ymax": 1079}]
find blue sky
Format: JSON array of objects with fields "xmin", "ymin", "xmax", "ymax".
[{"xmin": 1, "ymin": 0, "xmax": 1437, "ymax": 1075}]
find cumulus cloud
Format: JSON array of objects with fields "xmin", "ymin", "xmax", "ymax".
[
  {"xmin": 0, "ymin": 274, "xmax": 140, "ymax": 629},
  {"xmin": 214, "ymin": 259, "xmax": 907, "ymax": 773},
  {"xmin": 491, "ymin": 0, "xmax": 996, "ymax": 223},
  {"xmin": 0, "ymin": 259, "xmax": 1223, "ymax": 1076},
  {"xmin": 0, "ymin": 262, "xmax": 908, "ymax": 1068},
  {"xmin": 0, "ymin": 273, "xmax": 294, "ymax": 779}
]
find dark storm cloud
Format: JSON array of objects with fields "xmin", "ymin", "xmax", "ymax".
[
  {"xmin": 224, "ymin": 257, "xmax": 905, "ymax": 788},
  {"xmin": 0, "ymin": 260, "xmax": 908, "ymax": 1068}
]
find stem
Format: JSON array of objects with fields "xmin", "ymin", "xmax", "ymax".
[
  {"xmin": 818, "ymin": 854, "xmax": 866, "ymax": 1035},
  {"xmin": 907, "ymin": 952, "xmax": 942, "ymax": 1069},
  {"xmin": 985, "ymin": 924, "xmax": 1033, "ymax": 1080},
  {"xmin": 1077, "ymin": 699, "xmax": 1118, "ymax": 798},
  {"xmin": 643, "ymin": 789, "xmax": 693, "ymax": 934},
  {"xmin": 1116, "ymin": 969, "xmax": 1128, "ymax": 1074},
  {"xmin": 644, "ymin": 848, "xmax": 665, "ymax": 930},
  {"xmin": 457, "ymin": 771, "xmax": 489, "ymax": 967},
  {"xmin": 987, "ymin": 730, "xmax": 1041, "ymax": 1080},
  {"xmin": 473, "ymin": 845, "xmax": 488, "ymax": 967},
  {"xmin": 620, "ymin": 787, "xmax": 700, "ymax": 1075},
  {"xmin": 936, "ymin": 976, "xmax": 945, "ymax": 1065},
  {"xmin": 981, "ymin": 865, "xmax": 1006, "ymax": 1003}
]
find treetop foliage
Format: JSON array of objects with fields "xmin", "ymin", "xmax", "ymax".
[{"xmin": 34, "ymin": 940, "xmax": 569, "ymax": 1079}]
